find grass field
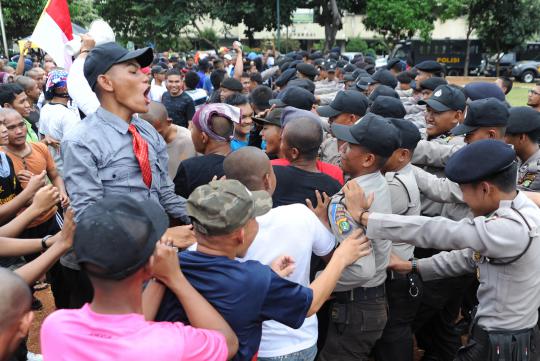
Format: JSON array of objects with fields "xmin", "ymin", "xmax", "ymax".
[{"xmin": 507, "ymin": 86, "xmax": 531, "ymax": 106}]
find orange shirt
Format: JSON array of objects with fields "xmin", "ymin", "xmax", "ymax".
[{"xmin": 4, "ymin": 142, "xmax": 58, "ymax": 227}]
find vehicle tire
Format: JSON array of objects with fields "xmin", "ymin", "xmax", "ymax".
[
  {"xmin": 447, "ymin": 69, "xmax": 460, "ymax": 76},
  {"xmin": 521, "ymin": 70, "xmax": 536, "ymax": 83}
]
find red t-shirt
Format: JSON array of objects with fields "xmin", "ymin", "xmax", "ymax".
[{"xmin": 271, "ymin": 159, "xmax": 344, "ymax": 185}]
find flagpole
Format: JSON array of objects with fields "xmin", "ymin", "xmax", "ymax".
[{"xmin": 0, "ymin": 0, "xmax": 8, "ymax": 58}]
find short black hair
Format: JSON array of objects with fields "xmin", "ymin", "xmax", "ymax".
[
  {"xmin": 165, "ymin": 68, "xmax": 181, "ymax": 78},
  {"xmin": 499, "ymin": 76, "xmax": 513, "ymax": 95},
  {"xmin": 396, "ymin": 71, "xmax": 413, "ymax": 84},
  {"xmin": 474, "ymin": 161, "xmax": 517, "ymax": 193},
  {"xmin": 0, "ymin": 83, "xmax": 24, "ymax": 106},
  {"xmin": 249, "ymin": 72, "xmax": 263, "ymax": 85},
  {"xmin": 184, "ymin": 71, "xmax": 200, "ymax": 90},
  {"xmin": 224, "ymin": 93, "xmax": 249, "ymax": 106},
  {"xmin": 357, "ymin": 145, "xmax": 389, "ymax": 169},
  {"xmin": 249, "ymin": 85, "xmax": 272, "ymax": 111},
  {"xmin": 213, "ymin": 59, "xmax": 223, "ymax": 68},
  {"xmin": 241, "ymin": 71, "xmax": 250, "ymax": 79},
  {"xmin": 210, "ymin": 69, "xmax": 227, "ymax": 90}
]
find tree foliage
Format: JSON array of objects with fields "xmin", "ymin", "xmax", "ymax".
[
  {"xmin": 363, "ymin": 0, "xmax": 437, "ymax": 53},
  {"xmin": 3, "ymin": 0, "xmax": 47, "ymax": 43}
]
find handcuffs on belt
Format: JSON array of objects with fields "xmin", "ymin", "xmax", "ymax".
[{"xmin": 407, "ymin": 258, "xmax": 420, "ymax": 298}]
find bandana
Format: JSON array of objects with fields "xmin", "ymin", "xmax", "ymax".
[
  {"xmin": 192, "ymin": 103, "xmax": 241, "ymax": 142},
  {"xmin": 46, "ymin": 69, "xmax": 68, "ymax": 93}
]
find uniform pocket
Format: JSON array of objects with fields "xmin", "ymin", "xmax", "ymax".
[{"xmin": 98, "ymin": 166, "xmax": 130, "ymax": 193}]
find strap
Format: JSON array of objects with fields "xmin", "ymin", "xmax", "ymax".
[
  {"xmin": 488, "ymin": 207, "xmax": 535, "ymax": 266},
  {"xmin": 392, "ymin": 173, "xmax": 415, "ymax": 209}
]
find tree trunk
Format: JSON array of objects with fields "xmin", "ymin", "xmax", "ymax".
[
  {"xmin": 464, "ymin": 26, "xmax": 472, "ymax": 76},
  {"xmin": 495, "ymin": 39, "xmax": 501, "ymax": 77},
  {"xmin": 323, "ymin": 0, "xmax": 342, "ymax": 52}
]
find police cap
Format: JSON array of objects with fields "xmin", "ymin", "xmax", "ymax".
[
  {"xmin": 418, "ymin": 84, "xmax": 466, "ymax": 111},
  {"xmin": 451, "ymin": 98, "xmax": 509, "ymax": 136},
  {"xmin": 296, "ymin": 63, "xmax": 319, "ymax": 77},
  {"xmin": 370, "ymin": 96, "xmax": 407, "ymax": 119},
  {"xmin": 506, "ymin": 106, "xmax": 540, "ymax": 134},
  {"xmin": 415, "ymin": 60, "xmax": 443, "ymax": 73},
  {"xmin": 317, "ymin": 90, "xmax": 369, "ymax": 118},
  {"xmin": 389, "ymin": 118, "xmax": 421, "ymax": 150},
  {"xmin": 371, "ymin": 69, "xmax": 398, "ymax": 89}
]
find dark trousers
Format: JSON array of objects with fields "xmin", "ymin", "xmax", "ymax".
[
  {"xmin": 413, "ymin": 275, "xmax": 475, "ymax": 361},
  {"xmin": 48, "ymin": 265, "xmax": 93, "ymax": 309},
  {"xmin": 319, "ymin": 294, "xmax": 388, "ymax": 361},
  {"xmin": 374, "ymin": 274, "xmax": 423, "ymax": 361}
]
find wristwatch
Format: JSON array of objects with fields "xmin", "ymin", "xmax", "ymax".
[
  {"xmin": 41, "ymin": 235, "xmax": 52, "ymax": 251},
  {"xmin": 411, "ymin": 258, "xmax": 418, "ymax": 273}
]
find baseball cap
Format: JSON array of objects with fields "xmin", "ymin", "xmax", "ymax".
[
  {"xmin": 84, "ymin": 42, "xmax": 153, "ymax": 90},
  {"xmin": 252, "ymin": 108, "xmax": 283, "ymax": 127},
  {"xmin": 418, "ymin": 84, "xmax": 466, "ymax": 112},
  {"xmin": 151, "ymin": 65, "xmax": 167, "ymax": 74},
  {"xmin": 418, "ymin": 77, "xmax": 448, "ymax": 91},
  {"xmin": 332, "ymin": 113, "xmax": 401, "ymax": 157},
  {"xmin": 275, "ymin": 68, "xmax": 297, "ymax": 88},
  {"xmin": 464, "ymin": 82, "xmax": 505, "ymax": 102},
  {"xmin": 389, "ymin": 118, "xmax": 421, "ymax": 150},
  {"xmin": 74, "ymin": 196, "xmax": 169, "ymax": 280},
  {"xmin": 355, "ymin": 76, "xmax": 374, "ymax": 91},
  {"xmin": 370, "ymin": 96, "xmax": 406, "ymax": 118},
  {"xmin": 506, "ymin": 106, "xmax": 540, "ymax": 134},
  {"xmin": 287, "ymin": 78, "xmax": 315, "ymax": 94},
  {"xmin": 188, "ymin": 180, "xmax": 272, "ymax": 235},
  {"xmin": 296, "ymin": 63, "xmax": 319, "ymax": 77},
  {"xmin": 316, "ymin": 90, "xmax": 369, "ymax": 118},
  {"xmin": 451, "ymin": 98, "xmax": 509, "ymax": 136},
  {"xmin": 221, "ymin": 77, "xmax": 243, "ymax": 92},
  {"xmin": 371, "ymin": 69, "xmax": 398, "ymax": 89},
  {"xmin": 368, "ymin": 85, "xmax": 399, "ymax": 103},
  {"xmin": 445, "ymin": 139, "xmax": 516, "ymax": 184},
  {"xmin": 269, "ymin": 86, "xmax": 316, "ymax": 111}
]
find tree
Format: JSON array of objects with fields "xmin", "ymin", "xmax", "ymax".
[
  {"xmin": 474, "ymin": 0, "xmax": 540, "ymax": 76},
  {"xmin": 2, "ymin": 0, "xmax": 47, "ymax": 44},
  {"xmin": 69, "ymin": 0, "xmax": 100, "ymax": 28},
  {"xmin": 362, "ymin": 0, "xmax": 437, "ymax": 54}
]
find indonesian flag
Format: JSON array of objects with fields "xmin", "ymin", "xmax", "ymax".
[{"xmin": 30, "ymin": 0, "xmax": 73, "ymax": 69}]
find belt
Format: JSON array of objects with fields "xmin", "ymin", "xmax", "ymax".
[
  {"xmin": 388, "ymin": 269, "xmax": 408, "ymax": 280},
  {"xmin": 333, "ymin": 284, "xmax": 386, "ymax": 303}
]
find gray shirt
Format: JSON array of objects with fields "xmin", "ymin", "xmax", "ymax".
[
  {"xmin": 366, "ymin": 191, "xmax": 540, "ymax": 331},
  {"xmin": 61, "ymin": 107, "xmax": 189, "ymax": 268},
  {"xmin": 328, "ymin": 171, "xmax": 392, "ymax": 291},
  {"xmin": 518, "ymin": 148, "xmax": 540, "ymax": 191}
]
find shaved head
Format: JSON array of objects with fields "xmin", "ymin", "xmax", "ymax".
[
  {"xmin": 224, "ymin": 146, "xmax": 271, "ymax": 191},
  {"xmin": 0, "ymin": 268, "xmax": 31, "ymax": 331},
  {"xmin": 139, "ymin": 101, "xmax": 169, "ymax": 124},
  {"xmin": 282, "ymin": 117, "xmax": 323, "ymax": 160}
]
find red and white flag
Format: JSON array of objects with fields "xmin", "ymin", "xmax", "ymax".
[{"xmin": 30, "ymin": 0, "xmax": 73, "ymax": 69}]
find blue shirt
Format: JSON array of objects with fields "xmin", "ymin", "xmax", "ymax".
[
  {"xmin": 231, "ymin": 137, "xmax": 249, "ymax": 151},
  {"xmin": 196, "ymin": 71, "xmax": 207, "ymax": 89},
  {"xmin": 156, "ymin": 251, "xmax": 313, "ymax": 361}
]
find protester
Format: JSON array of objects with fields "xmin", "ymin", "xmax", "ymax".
[
  {"xmin": 162, "ymin": 68, "xmax": 195, "ymax": 128},
  {"xmin": 0, "ymin": 84, "xmax": 39, "ymax": 143},
  {"xmin": 528, "ymin": 82, "xmax": 540, "ymax": 112},
  {"xmin": 224, "ymin": 93, "xmax": 254, "ymax": 151},
  {"xmin": 149, "ymin": 64, "xmax": 167, "ymax": 102}
]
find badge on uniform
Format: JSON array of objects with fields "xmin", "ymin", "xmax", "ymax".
[
  {"xmin": 330, "ymin": 203, "xmax": 352, "ymax": 235},
  {"xmin": 336, "ymin": 217, "xmax": 351, "ymax": 234},
  {"xmin": 519, "ymin": 172, "xmax": 537, "ymax": 188}
]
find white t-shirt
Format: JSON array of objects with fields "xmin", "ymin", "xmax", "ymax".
[
  {"xmin": 39, "ymin": 102, "xmax": 81, "ymax": 141},
  {"xmin": 149, "ymin": 84, "xmax": 167, "ymax": 102},
  {"xmin": 240, "ymin": 203, "xmax": 335, "ymax": 357}
]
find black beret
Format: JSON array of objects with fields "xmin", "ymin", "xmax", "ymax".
[
  {"xmin": 506, "ymin": 106, "xmax": 540, "ymax": 134},
  {"xmin": 296, "ymin": 63, "xmax": 319, "ymax": 77},
  {"xmin": 445, "ymin": 139, "xmax": 516, "ymax": 184},
  {"xmin": 275, "ymin": 68, "xmax": 297, "ymax": 88},
  {"xmin": 343, "ymin": 63, "xmax": 357, "ymax": 73},
  {"xmin": 386, "ymin": 58, "xmax": 402, "ymax": 70},
  {"xmin": 364, "ymin": 56, "xmax": 375, "ymax": 65},
  {"xmin": 370, "ymin": 96, "xmax": 406, "ymax": 119},
  {"xmin": 389, "ymin": 117, "xmax": 421, "ymax": 149},
  {"xmin": 371, "ymin": 69, "xmax": 398, "ymax": 89},
  {"xmin": 289, "ymin": 60, "xmax": 302, "ymax": 69},
  {"xmin": 220, "ymin": 77, "xmax": 243, "ymax": 92},
  {"xmin": 331, "ymin": 113, "xmax": 401, "ymax": 157},
  {"xmin": 418, "ymin": 77, "xmax": 448, "ymax": 91},
  {"xmin": 415, "ymin": 60, "xmax": 443, "ymax": 73},
  {"xmin": 309, "ymin": 52, "xmax": 323, "ymax": 60},
  {"xmin": 451, "ymin": 98, "xmax": 509, "ymax": 136},
  {"xmin": 464, "ymin": 82, "xmax": 505, "ymax": 102},
  {"xmin": 287, "ymin": 78, "xmax": 315, "ymax": 94},
  {"xmin": 279, "ymin": 61, "xmax": 292, "ymax": 73}
]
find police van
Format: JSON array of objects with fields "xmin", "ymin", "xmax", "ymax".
[{"xmin": 390, "ymin": 39, "xmax": 484, "ymax": 75}]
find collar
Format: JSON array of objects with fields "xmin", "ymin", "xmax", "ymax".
[
  {"xmin": 97, "ymin": 107, "xmax": 132, "ymax": 135},
  {"xmin": 521, "ymin": 148, "xmax": 540, "ymax": 166},
  {"xmin": 353, "ymin": 171, "xmax": 383, "ymax": 183},
  {"xmin": 498, "ymin": 191, "xmax": 526, "ymax": 210}
]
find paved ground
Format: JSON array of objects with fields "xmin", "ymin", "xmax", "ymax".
[{"xmin": 28, "ymin": 288, "xmax": 54, "ymax": 354}]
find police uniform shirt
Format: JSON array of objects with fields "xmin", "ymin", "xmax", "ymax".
[
  {"xmin": 319, "ymin": 136, "xmax": 341, "ymax": 167},
  {"xmin": 517, "ymin": 148, "xmax": 540, "ymax": 191},
  {"xmin": 386, "ymin": 163, "xmax": 421, "ymax": 260},
  {"xmin": 366, "ymin": 191, "xmax": 540, "ymax": 331},
  {"xmin": 328, "ymin": 171, "xmax": 392, "ymax": 291}
]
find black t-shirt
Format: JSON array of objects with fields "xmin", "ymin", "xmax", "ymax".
[
  {"xmin": 174, "ymin": 154, "xmax": 226, "ymax": 198},
  {"xmin": 272, "ymin": 165, "xmax": 342, "ymax": 208},
  {"xmin": 0, "ymin": 155, "xmax": 23, "ymax": 268},
  {"xmin": 161, "ymin": 91, "xmax": 195, "ymax": 128}
]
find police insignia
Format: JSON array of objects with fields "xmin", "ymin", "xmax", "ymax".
[
  {"xmin": 473, "ymin": 251, "xmax": 481, "ymax": 262},
  {"xmin": 519, "ymin": 172, "xmax": 537, "ymax": 189},
  {"xmin": 336, "ymin": 217, "xmax": 351, "ymax": 234}
]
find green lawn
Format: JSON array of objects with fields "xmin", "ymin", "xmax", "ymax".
[{"xmin": 507, "ymin": 84, "xmax": 533, "ymax": 106}]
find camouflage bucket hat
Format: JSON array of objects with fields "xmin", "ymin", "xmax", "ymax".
[{"xmin": 187, "ymin": 179, "xmax": 272, "ymax": 235}]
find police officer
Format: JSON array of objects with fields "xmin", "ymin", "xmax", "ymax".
[
  {"xmin": 316, "ymin": 90, "xmax": 369, "ymax": 166},
  {"xmin": 504, "ymin": 106, "xmax": 540, "ymax": 191},
  {"xmin": 373, "ymin": 118, "xmax": 423, "ymax": 361},
  {"xmin": 414, "ymin": 60, "xmax": 444, "ymax": 85},
  {"xmin": 351, "ymin": 139, "xmax": 540, "ymax": 361},
  {"xmin": 296, "ymin": 62, "xmax": 319, "ymax": 82},
  {"xmin": 319, "ymin": 114, "xmax": 401, "ymax": 361}
]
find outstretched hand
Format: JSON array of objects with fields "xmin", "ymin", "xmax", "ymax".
[
  {"xmin": 343, "ymin": 181, "xmax": 374, "ymax": 222},
  {"xmin": 306, "ymin": 190, "xmax": 331, "ymax": 229}
]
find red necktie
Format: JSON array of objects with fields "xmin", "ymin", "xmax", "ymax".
[{"xmin": 128, "ymin": 124, "xmax": 152, "ymax": 188}]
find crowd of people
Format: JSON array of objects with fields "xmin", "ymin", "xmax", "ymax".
[{"xmin": 1, "ymin": 33, "xmax": 540, "ymax": 361}]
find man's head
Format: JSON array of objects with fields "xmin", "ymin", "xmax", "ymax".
[
  {"xmin": 504, "ymin": 107, "xmax": 540, "ymax": 160},
  {"xmin": 316, "ymin": 90, "xmax": 369, "ymax": 131},
  {"xmin": 253, "ymin": 108, "xmax": 282, "ymax": 156},
  {"xmin": 419, "ymin": 84, "xmax": 466, "ymax": 138},
  {"xmin": 187, "ymin": 179, "xmax": 272, "ymax": 257},
  {"xmin": 44, "ymin": 69, "xmax": 69, "ymax": 101},
  {"xmin": 139, "ymin": 101, "xmax": 171, "ymax": 138},
  {"xmin": 396, "ymin": 71, "xmax": 413, "ymax": 91},
  {"xmin": 0, "ymin": 269, "xmax": 33, "ymax": 361},
  {"xmin": 445, "ymin": 139, "xmax": 517, "ymax": 216},
  {"xmin": 269, "ymin": 86, "xmax": 316, "ymax": 111},
  {"xmin": 417, "ymin": 77, "xmax": 448, "ymax": 100},
  {"xmin": 210, "ymin": 69, "xmax": 227, "ymax": 91},
  {"xmin": 249, "ymin": 73, "xmax": 262, "ymax": 92},
  {"xmin": 184, "ymin": 71, "xmax": 200, "ymax": 91},
  {"xmin": 249, "ymin": 85, "xmax": 272, "ymax": 113},
  {"xmin": 451, "ymin": 98, "xmax": 509, "ymax": 144},
  {"xmin": 496, "ymin": 76, "xmax": 513, "ymax": 95},
  {"xmin": 528, "ymin": 82, "xmax": 540, "ymax": 109},
  {"xmin": 165, "ymin": 69, "xmax": 183, "ymax": 96},
  {"xmin": 386, "ymin": 58, "xmax": 405, "ymax": 75},
  {"xmin": 382, "ymin": 118, "xmax": 421, "ymax": 173},
  {"xmin": 0, "ymin": 84, "xmax": 31, "ymax": 118},
  {"xmin": 0, "ymin": 109, "xmax": 12, "ymax": 146},
  {"xmin": 414, "ymin": 60, "xmax": 444, "ymax": 84},
  {"xmin": 84, "ymin": 42, "xmax": 153, "ymax": 115},
  {"xmin": 240, "ymin": 72, "xmax": 251, "ymax": 94},
  {"xmin": 332, "ymin": 113, "xmax": 401, "ymax": 177},
  {"xmin": 224, "ymin": 93, "xmax": 254, "ymax": 138},
  {"xmin": 15, "ymin": 76, "xmax": 40, "ymax": 104},
  {"xmin": 26, "ymin": 68, "xmax": 46, "ymax": 90},
  {"xmin": 220, "ymin": 78, "xmax": 243, "ymax": 102},
  {"xmin": 224, "ymin": 146, "xmax": 276, "ymax": 195},
  {"xmin": 74, "ymin": 196, "xmax": 169, "ymax": 288},
  {"xmin": 151, "ymin": 65, "xmax": 167, "ymax": 83},
  {"xmin": 370, "ymin": 69, "xmax": 398, "ymax": 90},
  {"xmin": 296, "ymin": 63, "xmax": 319, "ymax": 81},
  {"xmin": 280, "ymin": 116, "xmax": 323, "ymax": 164},
  {"xmin": 464, "ymin": 82, "xmax": 506, "ymax": 102},
  {"xmin": 190, "ymin": 103, "xmax": 240, "ymax": 154}
]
